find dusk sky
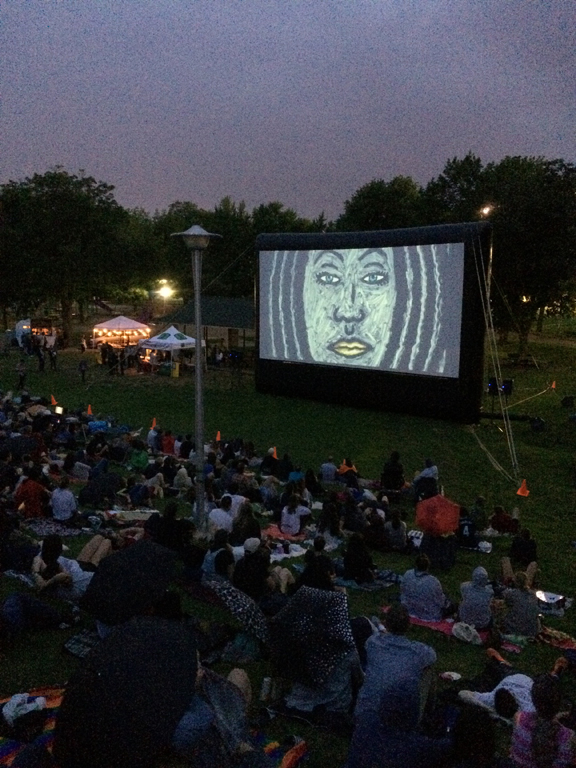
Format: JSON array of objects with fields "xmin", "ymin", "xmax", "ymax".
[{"xmin": 2, "ymin": 1, "xmax": 574, "ymax": 221}]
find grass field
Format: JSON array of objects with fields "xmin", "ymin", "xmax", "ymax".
[{"xmin": 1, "ymin": 330, "xmax": 576, "ymax": 765}]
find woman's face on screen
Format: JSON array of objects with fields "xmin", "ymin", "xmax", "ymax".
[{"xmin": 303, "ymin": 248, "xmax": 396, "ymax": 367}]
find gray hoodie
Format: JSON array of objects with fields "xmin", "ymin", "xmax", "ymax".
[{"xmin": 459, "ymin": 566, "xmax": 493, "ymax": 628}]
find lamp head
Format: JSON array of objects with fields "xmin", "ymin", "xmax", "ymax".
[{"xmin": 170, "ymin": 224, "xmax": 221, "ymax": 251}]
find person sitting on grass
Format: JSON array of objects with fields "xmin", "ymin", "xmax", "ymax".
[
  {"xmin": 338, "ymin": 457, "xmax": 359, "ymax": 490},
  {"xmin": 363, "ymin": 506, "xmax": 387, "ymax": 551},
  {"xmin": 128, "ymin": 439, "xmax": 149, "ymax": 473},
  {"xmin": 270, "ymin": 586, "xmax": 362, "ymax": 727},
  {"xmin": 343, "ymin": 533, "xmax": 375, "ymax": 584},
  {"xmin": 509, "ymin": 527, "xmax": 538, "ymax": 569},
  {"xmin": 350, "ymin": 604, "xmax": 446, "ymax": 768},
  {"xmin": 207, "ymin": 493, "xmax": 233, "ymax": 534},
  {"xmin": 459, "ymin": 566, "xmax": 494, "ymax": 630},
  {"xmin": 412, "ymin": 458, "xmax": 439, "ymax": 501},
  {"xmin": 316, "ymin": 500, "xmax": 342, "ymax": 546},
  {"xmin": 50, "ymin": 477, "xmax": 78, "ymax": 525},
  {"xmin": 304, "ymin": 467, "xmax": 323, "ymax": 497},
  {"xmin": 14, "ymin": 467, "xmax": 51, "ymax": 519},
  {"xmin": 280, "ymin": 494, "xmax": 310, "ymax": 536},
  {"xmin": 384, "ymin": 508, "xmax": 408, "ymax": 552},
  {"xmin": 298, "ymin": 553, "xmax": 336, "ymax": 593},
  {"xmin": 456, "ymin": 506, "xmax": 479, "ymax": 549},
  {"xmin": 229, "ymin": 501, "xmax": 261, "ymax": 547},
  {"xmin": 489, "ymin": 505, "xmax": 519, "ymax": 535},
  {"xmin": 144, "ymin": 501, "xmax": 191, "ymax": 555},
  {"xmin": 232, "ymin": 537, "xmax": 272, "ymax": 602},
  {"xmin": 502, "ymin": 571, "xmax": 541, "ymax": 638},
  {"xmin": 509, "ymin": 672, "xmax": 576, "ymax": 768},
  {"xmin": 201, "ymin": 529, "xmax": 235, "ymax": 582},
  {"xmin": 469, "ymin": 495, "xmax": 488, "ymax": 532},
  {"xmin": 342, "ymin": 495, "xmax": 366, "ymax": 533},
  {"xmin": 173, "ymin": 466, "xmax": 193, "ymax": 495},
  {"xmin": 298, "ymin": 536, "xmax": 338, "ymax": 592},
  {"xmin": 401, "ymin": 553, "xmax": 454, "ymax": 621},
  {"xmin": 347, "ymin": 674, "xmax": 451, "ymax": 768},
  {"xmin": 380, "ymin": 450, "xmax": 405, "ymax": 492}
]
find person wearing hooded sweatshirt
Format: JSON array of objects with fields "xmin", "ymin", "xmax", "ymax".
[{"xmin": 459, "ymin": 566, "xmax": 494, "ymax": 629}]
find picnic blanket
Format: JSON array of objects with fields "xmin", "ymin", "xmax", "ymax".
[
  {"xmin": 537, "ymin": 626, "xmax": 576, "ymax": 651},
  {"xmin": 270, "ymin": 545, "xmax": 307, "ymax": 563},
  {"xmin": 334, "ymin": 576, "xmax": 397, "ymax": 592},
  {"xmin": 0, "ymin": 687, "xmax": 63, "ymax": 766},
  {"xmin": 22, "ymin": 520, "xmax": 84, "ymax": 538},
  {"xmin": 380, "ymin": 606, "xmax": 521, "ymax": 653},
  {"xmin": 262, "ymin": 524, "xmax": 305, "ymax": 542},
  {"xmin": 104, "ymin": 509, "xmax": 153, "ymax": 524},
  {"xmin": 0, "ymin": 687, "xmax": 307, "ymax": 767}
]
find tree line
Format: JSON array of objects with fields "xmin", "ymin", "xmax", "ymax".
[{"xmin": 1, "ymin": 154, "xmax": 575, "ymax": 349}]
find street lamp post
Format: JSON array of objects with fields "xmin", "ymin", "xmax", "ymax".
[{"xmin": 171, "ymin": 225, "xmax": 221, "ymax": 531}]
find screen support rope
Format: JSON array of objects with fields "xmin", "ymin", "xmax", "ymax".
[{"xmin": 471, "ymin": 234, "xmax": 521, "ymax": 487}]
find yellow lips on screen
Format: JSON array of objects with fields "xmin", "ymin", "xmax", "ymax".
[{"xmin": 333, "ymin": 341, "xmax": 368, "ymax": 356}]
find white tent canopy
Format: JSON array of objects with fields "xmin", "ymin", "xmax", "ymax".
[
  {"xmin": 137, "ymin": 325, "xmax": 206, "ymax": 350},
  {"xmin": 94, "ymin": 316, "xmax": 150, "ymax": 332}
]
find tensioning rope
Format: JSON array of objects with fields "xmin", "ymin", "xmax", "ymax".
[{"xmin": 471, "ymin": 232, "xmax": 521, "ymax": 486}]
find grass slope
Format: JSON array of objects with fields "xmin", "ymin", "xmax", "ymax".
[{"xmin": 1, "ymin": 333, "xmax": 576, "ymax": 765}]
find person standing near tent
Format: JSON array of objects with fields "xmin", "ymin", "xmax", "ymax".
[
  {"xmin": 78, "ymin": 358, "xmax": 88, "ymax": 384},
  {"xmin": 16, "ymin": 359, "xmax": 26, "ymax": 390}
]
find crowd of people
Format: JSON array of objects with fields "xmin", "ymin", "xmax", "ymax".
[{"xmin": 0, "ymin": 390, "xmax": 574, "ymax": 767}]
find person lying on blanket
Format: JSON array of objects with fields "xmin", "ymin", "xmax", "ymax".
[
  {"xmin": 458, "ymin": 647, "xmax": 569, "ymax": 721},
  {"xmin": 31, "ymin": 535, "xmax": 93, "ymax": 603}
]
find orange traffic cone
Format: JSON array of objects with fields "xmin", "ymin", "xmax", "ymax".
[
  {"xmin": 151, "ymin": 417, "xmax": 156, "ymax": 429},
  {"xmin": 551, "ymin": 381, "xmax": 556, "ymax": 390},
  {"xmin": 516, "ymin": 479, "xmax": 529, "ymax": 497},
  {"xmin": 50, "ymin": 395, "xmax": 57, "ymax": 406},
  {"xmin": 87, "ymin": 404, "xmax": 93, "ymax": 415},
  {"xmin": 273, "ymin": 447, "xmax": 278, "ymax": 460},
  {"xmin": 216, "ymin": 431, "xmax": 221, "ymax": 442}
]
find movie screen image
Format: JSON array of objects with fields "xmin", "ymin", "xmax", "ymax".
[{"xmin": 259, "ymin": 242, "xmax": 464, "ymax": 378}]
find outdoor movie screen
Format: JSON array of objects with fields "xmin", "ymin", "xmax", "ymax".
[{"xmin": 259, "ymin": 242, "xmax": 465, "ymax": 378}]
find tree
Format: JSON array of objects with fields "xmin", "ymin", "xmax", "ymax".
[
  {"xmin": 252, "ymin": 201, "xmax": 315, "ymax": 235},
  {"xmin": 484, "ymin": 157, "xmax": 576, "ymax": 354},
  {"xmin": 0, "ymin": 169, "xmax": 130, "ymax": 343},
  {"xmin": 336, "ymin": 176, "xmax": 423, "ymax": 231},
  {"xmin": 425, "ymin": 154, "xmax": 576, "ymax": 354},
  {"xmin": 422, "ymin": 153, "xmax": 485, "ymax": 223},
  {"xmin": 154, "ymin": 198, "xmax": 322, "ymax": 300}
]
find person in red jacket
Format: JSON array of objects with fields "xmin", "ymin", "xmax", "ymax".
[
  {"xmin": 15, "ymin": 468, "xmax": 51, "ymax": 519},
  {"xmin": 161, "ymin": 430, "xmax": 176, "ymax": 455}
]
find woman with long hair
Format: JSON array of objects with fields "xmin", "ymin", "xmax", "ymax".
[
  {"xmin": 510, "ymin": 674, "xmax": 575, "ymax": 767},
  {"xmin": 229, "ymin": 502, "xmax": 261, "ymax": 547},
  {"xmin": 280, "ymin": 494, "xmax": 311, "ymax": 536}
]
